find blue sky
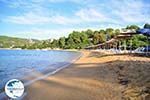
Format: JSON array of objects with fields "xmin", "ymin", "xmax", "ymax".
[{"xmin": 0, "ymin": 0, "xmax": 149, "ymax": 40}]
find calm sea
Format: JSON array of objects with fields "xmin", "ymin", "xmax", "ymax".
[{"xmin": 0, "ymin": 50, "xmax": 81, "ymax": 89}]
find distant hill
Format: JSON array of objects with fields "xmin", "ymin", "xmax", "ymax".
[{"xmin": 0, "ymin": 36, "xmax": 39, "ymax": 48}]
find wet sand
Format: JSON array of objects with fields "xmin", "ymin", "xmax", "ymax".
[{"xmin": 25, "ymin": 50, "xmax": 150, "ymax": 100}]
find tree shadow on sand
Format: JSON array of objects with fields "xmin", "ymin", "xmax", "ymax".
[
  {"xmin": 25, "ymin": 55, "xmax": 150, "ymax": 100},
  {"xmin": 88, "ymin": 51, "xmax": 150, "ymax": 58}
]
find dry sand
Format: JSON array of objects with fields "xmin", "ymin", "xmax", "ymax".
[{"xmin": 24, "ymin": 50, "xmax": 150, "ymax": 100}]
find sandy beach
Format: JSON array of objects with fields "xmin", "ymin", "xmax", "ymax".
[{"xmin": 24, "ymin": 50, "xmax": 150, "ymax": 100}]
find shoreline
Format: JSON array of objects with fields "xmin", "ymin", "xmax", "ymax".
[
  {"xmin": 23, "ymin": 51, "xmax": 82, "ymax": 86},
  {"xmin": 0, "ymin": 50, "xmax": 82, "ymax": 99},
  {"xmin": 0, "ymin": 48, "xmax": 79, "ymax": 51}
]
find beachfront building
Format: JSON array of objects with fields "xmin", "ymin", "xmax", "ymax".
[
  {"xmin": 85, "ymin": 28, "xmax": 150, "ymax": 55},
  {"xmin": 85, "ymin": 29, "xmax": 137, "ymax": 51}
]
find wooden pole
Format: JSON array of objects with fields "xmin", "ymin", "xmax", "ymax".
[{"xmin": 130, "ymin": 39, "xmax": 132, "ymax": 54}]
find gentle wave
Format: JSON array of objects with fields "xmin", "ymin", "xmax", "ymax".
[{"xmin": 0, "ymin": 50, "xmax": 81, "ymax": 90}]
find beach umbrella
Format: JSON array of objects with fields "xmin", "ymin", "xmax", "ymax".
[{"xmin": 136, "ymin": 28, "xmax": 150, "ymax": 36}]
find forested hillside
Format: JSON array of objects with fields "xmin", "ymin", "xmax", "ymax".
[{"xmin": 0, "ymin": 36, "xmax": 39, "ymax": 48}]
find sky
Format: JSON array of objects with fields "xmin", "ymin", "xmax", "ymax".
[{"xmin": 0, "ymin": 0, "xmax": 150, "ymax": 40}]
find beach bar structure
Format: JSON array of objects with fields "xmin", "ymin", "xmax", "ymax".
[{"xmin": 85, "ymin": 30, "xmax": 138, "ymax": 51}]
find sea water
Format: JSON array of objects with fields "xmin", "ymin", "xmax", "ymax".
[{"xmin": 0, "ymin": 50, "xmax": 81, "ymax": 89}]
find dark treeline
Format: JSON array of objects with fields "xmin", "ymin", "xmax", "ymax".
[{"xmin": 22, "ymin": 23, "xmax": 150, "ymax": 49}]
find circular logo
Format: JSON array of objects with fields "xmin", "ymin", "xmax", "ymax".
[{"xmin": 5, "ymin": 79, "xmax": 24, "ymax": 99}]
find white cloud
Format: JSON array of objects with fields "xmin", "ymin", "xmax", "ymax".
[
  {"xmin": 110, "ymin": 0, "xmax": 150, "ymax": 23},
  {"xmin": 1, "ymin": 0, "xmax": 93, "ymax": 8},
  {"xmin": 4, "ymin": 7, "xmax": 109, "ymax": 25},
  {"xmin": 4, "ymin": 7, "xmax": 116, "ymax": 25},
  {"xmin": 4, "ymin": 11, "xmax": 80, "ymax": 25},
  {"xmin": 4, "ymin": 12, "xmax": 50, "ymax": 24},
  {"xmin": 50, "ymin": 15, "xmax": 80, "ymax": 25},
  {"xmin": 5, "ymin": 0, "xmax": 149, "ymax": 26},
  {"xmin": 2, "ymin": 0, "xmax": 150, "ymax": 25},
  {"xmin": 75, "ymin": 8, "xmax": 107, "ymax": 22}
]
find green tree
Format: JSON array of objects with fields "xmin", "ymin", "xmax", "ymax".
[
  {"xmin": 144, "ymin": 23, "xmax": 150, "ymax": 28},
  {"xmin": 106, "ymin": 28, "xmax": 114, "ymax": 38},
  {"xmin": 99, "ymin": 29, "xmax": 105, "ymax": 34},
  {"xmin": 131, "ymin": 35, "xmax": 148, "ymax": 49},
  {"xmin": 113, "ymin": 29, "xmax": 120, "ymax": 37},
  {"xmin": 93, "ymin": 31, "xmax": 105, "ymax": 45},
  {"xmin": 126, "ymin": 25, "xmax": 140, "ymax": 30},
  {"xmin": 66, "ymin": 37, "xmax": 75, "ymax": 49},
  {"xmin": 79, "ymin": 32, "xmax": 90, "ymax": 49},
  {"xmin": 59, "ymin": 37, "xmax": 66, "ymax": 49},
  {"xmin": 99, "ymin": 30, "xmax": 106, "ymax": 42},
  {"xmin": 85, "ymin": 29, "xmax": 93, "ymax": 38},
  {"xmin": 51, "ymin": 39, "xmax": 59, "ymax": 49}
]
